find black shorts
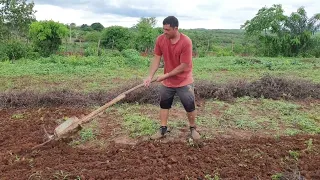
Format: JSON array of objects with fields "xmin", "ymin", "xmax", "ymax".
[{"xmin": 159, "ymin": 83, "xmax": 195, "ymax": 112}]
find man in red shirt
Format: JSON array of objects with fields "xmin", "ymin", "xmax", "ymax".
[{"xmin": 144, "ymin": 16, "xmax": 201, "ymax": 140}]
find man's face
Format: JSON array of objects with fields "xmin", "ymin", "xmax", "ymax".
[{"xmin": 163, "ymin": 24, "xmax": 177, "ymax": 39}]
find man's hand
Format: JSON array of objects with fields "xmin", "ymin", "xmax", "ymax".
[{"xmin": 143, "ymin": 76, "xmax": 153, "ymax": 87}]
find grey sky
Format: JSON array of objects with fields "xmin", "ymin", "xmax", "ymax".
[{"xmin": 33, "ymin": 0, "xmax": 319, "ymax": 29}]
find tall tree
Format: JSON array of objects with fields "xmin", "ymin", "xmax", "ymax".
[
  {"xmin": 134, "ymin": 17, "xmax": 158, "ymax": 52},
  {"xmin": 283, "ymin": 7, "xmax": 320, "ymax": 56},
  {"xmin": 90, "ymin": 22, "xmax": 104, "ymax": 31},
  {"xmin": 0, "ymin": 0, "xmax": 36, "ymax": 40},
  {"xmin": 241, "ymin": 4, "xmax": 320, "ymax": 57},
  {"xmin": 241, "ymin": 4, "xmax": 286, "ymax": 56},
  {"xmin": 80, "ymin": 24, "xmax": 93, "ymax": 31}
]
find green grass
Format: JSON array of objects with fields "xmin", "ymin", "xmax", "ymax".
[
  {"xmin": 0, "ymin": 56, "xmax": 319, "ymax": 92},
  {"xmin": 123, "ymin": 113, "xmax": 158, "ymax": 138},
  {"xmin": 195, "ymin": 97, "xmax": 320, "ymax": 135},
  {"xmin": 105, "ymin": 103, "xmax": 160, "ymax": 138},
  {"xmin": 193, "ymin": 56, "xmax": 320, "ymax": 84},
  {"xmin": 68, "ymin": 119, "xmax": 99, "ymax": 145},
  {"xmin": 96, "ymin": 96, "xmax": 320, "ymax": 138},
  {"xmin": 1, "ymin": 54, "xmax": 319, "ymax": 138},
  {"xmin": 0, "ymin": 56, "xmax": 148, "ymax": 92}
]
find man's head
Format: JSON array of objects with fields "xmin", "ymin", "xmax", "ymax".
[{"xmin": 163, "ymin": 16, "xmax": 179, "ymax": 39}]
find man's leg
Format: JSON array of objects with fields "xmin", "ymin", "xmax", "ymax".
[
  {"xmin": 160, "ymin": 108, "xmax": 169, "ymax": 126},
  {"xmin": 187, "ymin": 110, "xmax": 196, "ymax": 127},
  {"xmin": 150, "ymin": 85, "xmax": 175, "ymax": 139},
  {"xmin": 177, "ymin": 84, "xmax": 201, "ymax": 140}
]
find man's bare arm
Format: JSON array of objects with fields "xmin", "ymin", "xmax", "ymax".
[
  {"xmin": 148, "ymin": 55, "xmax": 161, "ymax": 78},
  {"xmin": 166, "ymin": 63, "xmax": 188, "ymax": 77},
  {"xmin": 156, "ymin": 63, "xmax": 188, "ymax": 81}
]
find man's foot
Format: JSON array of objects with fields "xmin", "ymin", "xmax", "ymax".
[
  {"xmin": 190, "ymin": 126, "xmax": 201, "ymax": 140},
  {"xmin": 150, "ymin": 126, "xmax": 168, "ymax": 140}
]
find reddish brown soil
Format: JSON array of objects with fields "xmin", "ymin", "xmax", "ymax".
[{"xmin": 1, "ymin": 107, "xmax": 320, "ymax": 180}]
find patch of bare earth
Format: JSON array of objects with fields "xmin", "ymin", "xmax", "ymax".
[
  {"xmin": 1, "ymin": 107, "xmax": 320, "ymax": 180},
  {"xmin": 1, "ymin": 75, "xmax": 319, "ymax": 179}
]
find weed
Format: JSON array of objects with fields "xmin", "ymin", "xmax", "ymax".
[
  {"xmin": 204, "ymin": 173, "xmax": 220, "ymax": 180},
  {"xmin": 289, "ymin": 150, "xmax": 300, "ymax": 161},
  {"xmin": 305, "ymin": 138, "xmax": 313, "ymax": 152},
  {"xmin": 284, "ymin": 129, "xmax": 301, "ymax": 136},
  {"xmin": 11, "ymin": 113, "xmax": 24, "ymax": 119},
  {"xmin": 53, "ymin": 170, "xmax": 71, "ymax": 179},
  {"xmin": 123, "ymin": 113, "xmax": 158, "ymax": 137},
  {"xmin": 79, "ymin": 128, "xmax": 96, "ymax": 142},
  {"xmin": 271, "ymin": 173, "xmax": 283, "ymax": 180}
]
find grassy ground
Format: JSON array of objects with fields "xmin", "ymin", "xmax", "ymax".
[
  {"xmin": 98, "ymin": 97, "xmax": 320, "ymax": 140},
  {"xmin": 1, "ymin": 55, "xmax": 319, "ymax": 139},
  {"xmin": 193, "ymin": 56, "xmax": 320, "ymax": 84},
  {"xmin": 0, "ymin": 56, "xmax": 319, "ymax": 92}
]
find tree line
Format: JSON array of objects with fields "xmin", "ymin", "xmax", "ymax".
[{"xmin": 0, "ymin": 1, "xmax": 319, "ymax": 61}]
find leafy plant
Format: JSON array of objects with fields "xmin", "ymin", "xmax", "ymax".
[
  {"xmin": 29, "ymin": 20, "xmax": 68, "ymax": 57},
  {"xmin": 101, "ymin": 26, "xmax": 133, "ymax": 51},
  {"xmin": 79, "ymin": 128, "xmax": 96, "ymax": 142}
]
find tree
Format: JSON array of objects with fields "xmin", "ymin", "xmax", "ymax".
[
  {"xmin": 70, "ymin": 23, "xmax": 76, "ymax": 28},
  {"xmin": 90, "ymin": 22, "xmax": 104, "ymax": 31},
  {"xmin": 80, "ymin": 24, "xmax": 93, "ymax": 31},
  {"xmin": 29, "ymin": 20, "xmax": 68, "ymax": 57},
  {"xmin": 134, "ymin": 17, "xmax": 157, "ymax": 28},
  {"xmin": 85, "ymin": 31, "xmax": 102, "ymax": 42},
  {"xmin": 241, "ymin": 4, "xmax": 320, "ymax": 57},
  {"xmin": 0, "ymin": 0, "xmax": 36, "ymax": 40},
  {"xmin": 134, "ymin": 17, "xmax": 158, "ymax": 52},
  {"xmin": 0, "ymin": 18, "xmax": 10, "ymax": 40},
  {"xmin": 101, "ymin": 26, "xmax": 132, "ymax": 51},
  {"xmin": 283, "ymin": 7, "xmax": 320, "ymax": 56},
  {"xmin": 241, "ymin": 4, "xmax": 286, "ymax": 36},
  {"xmin": 241, "ymin": 4, "xmax": 286, "ymax": 56}
]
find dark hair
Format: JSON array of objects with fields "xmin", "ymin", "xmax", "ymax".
[{"xmin": 163, "ymin": 16, "xmax": 179, "ymax": 28}]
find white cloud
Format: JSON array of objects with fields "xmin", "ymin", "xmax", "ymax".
[
  {"xmin": 34, "ymin": 4, "xmax": 140, "ymax": 27},
  {"xmin": 33, "ymin": 0, "xmax": 320, "ymax": 29}
]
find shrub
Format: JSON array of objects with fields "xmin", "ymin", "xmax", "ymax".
[
  {"xmin": 121, "ymin": 49, "xmax": 149, "ymax": 67},
  {"xmin": 4, "ymin": 40, "xmax": 28, "ymax": 60},
  {"xmin": 0, "ymin": 40, "xmax": 38, "ymax": 61},
  {"xmin": 101, "ymin": 49, "xmax": 122, "ymax": 57}
]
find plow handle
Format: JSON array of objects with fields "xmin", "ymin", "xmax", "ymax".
[{"xmin": 80, "ymin": 79, "xmax": 157, "ymax": 124}]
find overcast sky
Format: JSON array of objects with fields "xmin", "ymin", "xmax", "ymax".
[{"xmin": 33, "ymin": 0, "xmax": 319, "ymax": 29}]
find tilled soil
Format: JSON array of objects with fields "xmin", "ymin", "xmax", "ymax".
[{"xmin": 1, "ymin": 107, "xmax": 319, "ymax": 180}]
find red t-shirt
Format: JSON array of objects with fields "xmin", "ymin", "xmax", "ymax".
[{"xmin": 154, "ymin": 33, "xmax": 194, "ymax": 87}]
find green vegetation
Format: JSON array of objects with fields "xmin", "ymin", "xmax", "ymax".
[
  {"xmin": 1, "ymin": 1, "xmax": 320, "ymax": 61},
  {"xmin": 241, "ymin": 4, "xmax": 320, "ymax": 57},
  {"xmin": 194, "ymin": 97, "xmax": 320, "ymax": 135},
  {"xmin": 29, "ymin": 20, "xmax": 69, "ymax": 57},
  {"xmin": 0, "ymin": 56, "xmax": 318, "ymax": 92},
  {"xmin": 123, "ymin": 114, "xmax": 158, "ymax": 138},
  {"xmin": 99, "ymin": 97, "xmax": 320, "ymax": 138},
  {"xmin": 0, "ymin": 0, "xmax": 319, "ymax": 142},
  {"xmin": 1, "ymin": 2, "xmax": 319, "ymax": 180}
]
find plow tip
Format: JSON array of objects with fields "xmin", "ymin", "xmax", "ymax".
[{"xmin": 31, "ymin": 125, "xmax": 55, "ymax": 150}]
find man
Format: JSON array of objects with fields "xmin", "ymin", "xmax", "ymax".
[{"xmin": 144, "ymin": 16, "xmax": 201, "ymax": 140}]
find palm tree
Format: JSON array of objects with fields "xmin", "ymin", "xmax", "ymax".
[{"xmin": 282, "ymin": 7, "xmax": 320, "ymax": 56}]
